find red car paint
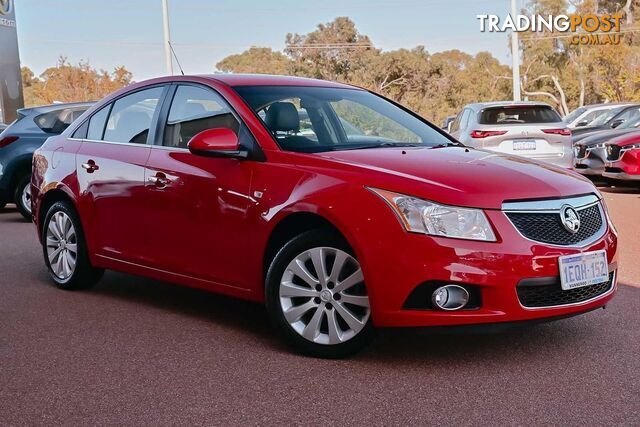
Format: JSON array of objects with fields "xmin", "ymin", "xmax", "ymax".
[
  {"xmin": 31, "ymin": 75, "xmax": 618, "ymax": 328},
  {"xmin": 603, "ymin": 130, "xmax": 640, "ymax": 182}
]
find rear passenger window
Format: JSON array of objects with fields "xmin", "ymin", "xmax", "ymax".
[
  {"xmin": 103, "ymin": 87, "xmax": 164, "ymax": 144},
  {"xmin": 87, "ymin": 106, "xmax": 110, "ymax": 140},
  {"xmin": 164, "ymin": 85, "xmax": 239, "ymax": 148}
]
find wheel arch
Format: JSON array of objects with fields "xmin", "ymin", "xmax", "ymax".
[
  {"xmin": 5, "ymin": 154, "xmax": 33, "ymax": 197},
  {"xmin": 263, "ymin": 211, "xmax": 352, "ymax": 281},
  {"xmin": 37, "ymin": 187, "xmax": 78, "ymax": 241}
]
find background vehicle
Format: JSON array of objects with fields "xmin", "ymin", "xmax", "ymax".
[
  {"xmin": 572, "ymin": 104, "xmax": 640, "ymax": 142},
  {"xmin": 574, "ymin": 116, "xmax": 640, "ymax": 178},
  {"xmin": 563, "ymin": 103, "xmax": 632, "ymax": 129},
  {"xmin": 450, "ymin": 101, "xmax": 573, "ymax": 168},
  {"xmin": 0, "ymin": 102, "xmax": 92, "ymax": 218},
  {"xmin": 603, "ymin": 131, "xmax": 640, "ymax": 184},
  {"xmin": 32, "ymin": 75, "xmax": 617, "ymax": 358},
  {"xmin": 441, "ymin": 115, "xmax": 455, "ymax": 132}
]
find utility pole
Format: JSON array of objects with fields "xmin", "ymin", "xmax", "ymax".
[
  {"xmin": 511, "ymin": 0, "xmax": 521, "ymax": 101},
  {"xmin": 162, "ymin": 0, "xmax": 174, "ymax": 75}
]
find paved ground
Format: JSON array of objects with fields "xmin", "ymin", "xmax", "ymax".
[{"xmin": 1, "ymin": 190, "xmax": 639, "ymax": 425}]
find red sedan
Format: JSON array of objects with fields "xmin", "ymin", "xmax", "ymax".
[
  {"xmin": 31, "ymin": 75, "xmax": 618, "ymax": 357},
  {"xmin": 603, "ymin": 130, "xmax": 640, "ymax": 183}
]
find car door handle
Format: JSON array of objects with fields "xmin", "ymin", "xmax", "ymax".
[
  {"xmin": 148, "ymin": 174, "xmax": 171, "ymax": 188},
  {"xmin": 81, "ymin": 160, "xmax": 99, "ymax": 173}
]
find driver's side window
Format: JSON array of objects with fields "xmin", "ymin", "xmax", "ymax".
[{"xmin": 164, "ymin": 85, "xmax": 240, "ymax": 149}]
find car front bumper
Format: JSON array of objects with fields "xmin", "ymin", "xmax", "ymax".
[
  {"xmin": 603, "ymin": 149, "xmax": 640, "ymax": 181},
  {"xmin": 574, "ymin": 146, "xmax": 606, "ymax": 176},
  {"xmin": 360, "ymin": 208, "xmax": 618, "ymax": 328}
]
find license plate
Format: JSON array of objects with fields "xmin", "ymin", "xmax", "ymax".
[
  {"xmin": 559, "ymin": 250, "xmax": 608, "ymax": 290},
  {"xmin": 513, "ymin": 140, "xmax": 537, "ymax": 151}
]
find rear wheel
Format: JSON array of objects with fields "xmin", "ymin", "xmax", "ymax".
[
  {"xmin": 14, "ymin": 174, "xmax": 32, "ymax": 220},
  {"xmin": 266, "ymin": 230, "xmax": 374, "ymax": 358},
  {"xmin": 42, "ymin": 201, "xmax": 104, "ymax": 290}
]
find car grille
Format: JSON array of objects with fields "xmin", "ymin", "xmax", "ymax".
[
  {"xmin": 505, "ymin": 204, "xmax": 603, "ymax": 246},
  {"xmin": 576, "ymin": 145, "xmax": 587, "ymax": 159},
  {"xmin": 517, "ymin": 272, "xmax": 614, "ymax": 308},
  {"xmin": 606, "ymin": 145, "xmax": 621, "ymax": 161}
]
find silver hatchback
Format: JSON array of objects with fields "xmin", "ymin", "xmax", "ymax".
[{"xmin": 450, "ymin": 102, "xmax": 573, "ymax": 168}]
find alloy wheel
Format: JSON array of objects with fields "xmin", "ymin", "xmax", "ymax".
[
  {"xmin": 21, "ymin": 183, "xmax": 32, "ymax": 215},
  {"xmin": 279, "ymin": 247, "xmax": 370, "ymax": 345},
  {"xmin": 45, "ymin": 211, "xmax": 78, "ymax": 280}
]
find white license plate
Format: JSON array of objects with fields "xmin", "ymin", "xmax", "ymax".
[
  {"xmin": 559, "ymin": 250, "xmax": 608, "ymax": 290},
  {"xmin": 513, "ymin": 140, "xmax": 537, "ymax": 151}
]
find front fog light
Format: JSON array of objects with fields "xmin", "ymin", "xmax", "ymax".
[{"xmin": 432, "ymin": 285, "xmax": 469, "ymax": 311}]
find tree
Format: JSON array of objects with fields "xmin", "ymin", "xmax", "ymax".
[
  {"xmin": 216, "ymin": 47, "xmax": 291, "ymax": 75},
  {"xmin": 21, "ymin": 58, "xmax": 133, "ymax": 107},
  {"xmin": 215, "ymin": 6, "xmax": 639, "ymax": 123}
]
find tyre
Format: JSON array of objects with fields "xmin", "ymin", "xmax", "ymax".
[
  {"xmin": 14, "ymin": 174, "xmax": 32, "ymax": 220},
  {"xmin": 266, "ymin": 229, "xmax": 374, "ymax": 358},
  {"xmin": 42, "ymin": 201, "xmax": 104, "ymax": 290}
]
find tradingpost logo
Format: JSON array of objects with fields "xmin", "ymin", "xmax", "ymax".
[{"xmin": 477, "ymin": 13, "xmax": 623, "ymax": 45}]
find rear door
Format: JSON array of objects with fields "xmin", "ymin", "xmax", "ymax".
[
  {"xmin": 75, "ymin": 86, "xmax": 167, "ymax": 263},
  {"xmin": 141, "ymin": 83, "xmax": 255, "ymax": 288}
]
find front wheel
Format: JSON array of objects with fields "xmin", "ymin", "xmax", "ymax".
[
  {"xmin": 266, "ymin": 230, "xmax": 374, "ymax": 358},
  {"xmin": 42, "ymin": 201, "xmax": 104, "ymax": 290},
  {"xmin": 14, "ymin": 174, "xmax": 32, "ymax": 220}
]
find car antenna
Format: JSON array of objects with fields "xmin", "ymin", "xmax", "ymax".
[{"xmin": 168, "ymin": 41, "xmax": 185, "ymax": 76}]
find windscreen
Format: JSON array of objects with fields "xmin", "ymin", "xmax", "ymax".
[
  {"xmin": 563, "ymin": 107, "xmax": 586, "ymax": 124},
  {"xmin": 589, "ymin": 106, "xmax": 625, "ymax": 126},
  {"xmin": 233, "ymin": 85, "xmax": 455, "ymax": 153},
  {"xmin": 35, "ymin": 108, "xmax": 88, "ymax": 134},
  {"xmin": 479, "ymin": 106, "xmax": 561, "ymax": 124}
]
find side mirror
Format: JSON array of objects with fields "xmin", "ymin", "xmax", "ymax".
[
  {"xmin": 576, "ymin": 120, "xmax": 589, "ymax": 127},
  {"xmin": 610, "ymin": 119, "xmax": 624, "ymax": 128},
  {"xmin": 187, "ymin": 128, "xmax": 247, "ymax": 159}
]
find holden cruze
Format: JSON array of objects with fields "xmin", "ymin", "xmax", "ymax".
[{"xmin": 31, "ymin": 75, "xmax": 618, "ymax": 358}]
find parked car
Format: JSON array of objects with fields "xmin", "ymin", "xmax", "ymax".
[
  {"xmin": 563, "ymin": 103, "xmax": 633, "ymax": 129},
  {"xmin": 602, "ymin": 130, "xmax": 640, "ymax": 183},
  {"xmin": 450, "ymin": 101, "xmax": 573, "ymax": 168},
  {"xmin": 32, "ymin": 75, "xmax": 617, "ymax": 358},
  {"xmin": 574, "ymin": 116, "xmax": 640, "ymax": 178},
  {"xmin": 572, "ymin": 104, "xmax": 640, "ymax": 142},
  {"xmin": 441, "ymin": 115, "xmax": 456, "ymax": 132},
  {"xmin": 0, "ymin": 102, "xmax": 93, "ymax": 217}
]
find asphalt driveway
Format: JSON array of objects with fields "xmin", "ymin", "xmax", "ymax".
[{"xmin": 1, "ymin": 191, "xmax": 639, "ymax": 425}]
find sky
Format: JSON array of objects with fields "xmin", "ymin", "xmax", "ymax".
[{"xmin": 15, "ymin": 0, "xmax": 517, "ymax": 81}]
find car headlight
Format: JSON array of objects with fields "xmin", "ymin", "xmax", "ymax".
[{"xmin": 369, "ymin": 188, "xmax": 497, "ymax": 241}]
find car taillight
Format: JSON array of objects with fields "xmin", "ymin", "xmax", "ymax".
[
  {"xmin": 542, "ymin": 128, "xmax": 571, "ymax": 136},
  {"xmin": 0, "ymin": 136, "xmax": 19, "ymax": 148},
  {"xmin": 469, "ymin": 130, "xmax": 508, "ymax": 138}
]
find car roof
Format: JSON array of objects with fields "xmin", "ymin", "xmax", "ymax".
[
  {"xmin": 582, "ymin": 102, "xmax": 636, "ymax": 109},
  {"xmin": 17, "ymin": 101, "xmax": 95, "ymax": 115},
  {"xmin": 200, "ymin": 73, "xmax": 358, "ymax": 89},
  {"xmin": 464, "ymin": 101, "xmax": 553, "ymax": 112}
]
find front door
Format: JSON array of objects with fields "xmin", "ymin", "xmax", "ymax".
[
  {"xmin": 142, "ymin": 84, "xmax": 256, "ymax": 289},
  {"xmin": 76, "ymin": 86, "xmax": 166, "ymax": 263}
]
